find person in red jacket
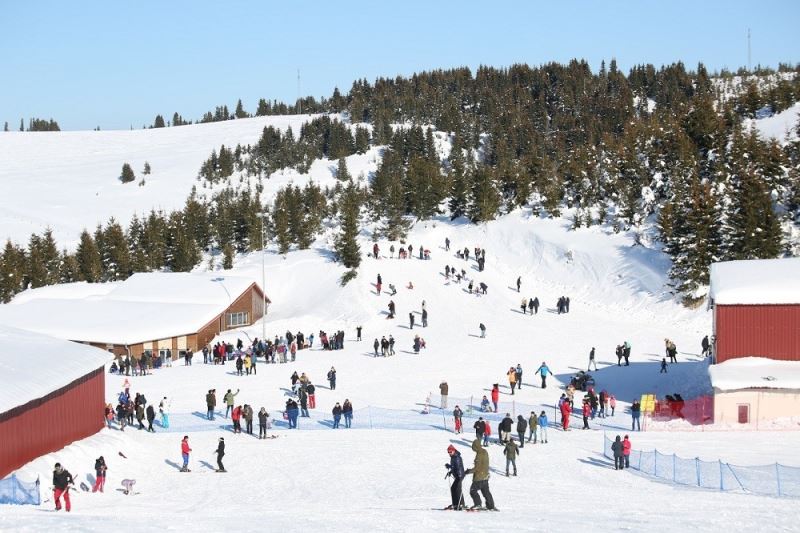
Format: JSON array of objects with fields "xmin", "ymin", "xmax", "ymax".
[
  {"xmin": 232, "ymin": 405, "xmax": 243, "ymax": 434},
  {"xmin": 622, "ymin": 435, "xmax": 632, "ymax": 468},
  {"xmin": 180, "ymin": 436, "xmax": 192, "ymax": 472},
  {"xmin": 560, "ymin": 400, "xmax": 571, "ymax": 431},
  {"xmin": 491, "ymin": 384, "xmax": 500, "ymax": 413},
  {"xmin": 582, "ymin": 400, "xmax": 591, "ymax": 430}
]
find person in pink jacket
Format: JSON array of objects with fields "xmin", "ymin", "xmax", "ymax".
[
  {"xmin": 622, "ymin": 435, "xmax": 632, "ymax": 468},
  {"xmin": 560, "ymin": 400, "xmax": 571, "ymax": 430}
]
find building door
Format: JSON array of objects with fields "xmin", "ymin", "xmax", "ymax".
[{"xmin": 737, "ymin": 404, "xmax": 749, "ymax": 424}]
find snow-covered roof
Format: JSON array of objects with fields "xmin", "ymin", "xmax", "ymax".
[
  {"xmin": 709, "ymin": 258, "xmax": 800, "ymax": 305},
  {"xmin": 709, "ymin": 357, "xmax": 800, "ymax": 391},
  {"xmin": 0, "ymin": 324, "xmax": 109, "ymax": 414},
  {"xmin": 0, "ymin": 272, "xmax": 263, "ymax": 345}
]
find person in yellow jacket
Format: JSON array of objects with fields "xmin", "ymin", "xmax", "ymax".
[{"xmin": 507, "ymin": 367, "xmax": 517, "ymax": 395}]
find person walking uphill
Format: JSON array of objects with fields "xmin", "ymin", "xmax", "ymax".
[
  {"xmin": 444, "ymin": 445, "xmax": 465, "ymax": 510},
  {"xmin": 535, "ymin": 362, "xmax": 553, "ymax": 389},
  {"xmin": 214, "ymin": 437, "xmax": 226, "ymax": 472},
  {"xmin": 503, "ymin": 438, "xmax": 520, "ymax": 476},
  {"xmin": 465, "ymin": 439, "xmax": 496, "ymax": 510},
  {"xmin": 180, "ymin": 436, "xmax": 192, "ymax": 472},
  {"xmin": 52, "ymin": 463, "xmax": 75, "ymax": 511}
]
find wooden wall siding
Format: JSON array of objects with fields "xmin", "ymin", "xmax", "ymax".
[{"xmin": 715, "ymin": 304, "xmax": 800, "ymax": 363}]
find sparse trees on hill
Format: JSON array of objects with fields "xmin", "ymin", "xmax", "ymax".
[{"xmin": 120, "ymin": 163, "xmax": 136, "ymax": 183}]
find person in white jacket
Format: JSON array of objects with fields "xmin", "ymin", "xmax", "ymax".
[{"xmin": 159, "ymin": 397, "xmax": 170, "ymax": 429}]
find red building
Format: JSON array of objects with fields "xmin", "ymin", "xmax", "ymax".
[
  {"xmin": 0, "ymin": 325, "xmax": 108, "ymax": 479},
  {"xmin": 709, "ymin": 258, "xmax": 800, "ymax": 363}
]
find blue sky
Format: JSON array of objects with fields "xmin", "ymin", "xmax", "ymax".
[{"xmin": 1, "ymin": 0, "xmax": 798, "ymax": 131}]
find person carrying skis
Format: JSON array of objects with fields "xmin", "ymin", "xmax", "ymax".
[
  {"xmin": 214, "ymin": 437, "xmax": 226, "ymax": 472},
  {"xmin": 92, "ymin": 456, "xmax": 107, "ymax": 493},
  {"xmin": 180, "ymin": 436, "xmax": 192, "ymax": 472},
  {"xmin": 465, "ymin": 439, "xmax": 496, "ymax": 510},
  {"xmin": 444, "ymin": 444, "xmax": 465, "ymax": 510},
  {"xmin": 535, "ymin": 362, "xmax": 553, "ymax": 389},
  {"xmin": 52, "ymin": 463, "xmax": 75, "ymax": 511}
]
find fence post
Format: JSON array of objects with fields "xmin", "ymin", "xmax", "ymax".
[
  {"xmin": 369, "ymin": 406, "xmax": 373, "ymax": 429},
  {"xmin": 719, "ymin": 460, "xmax": 724, "ymax": 490},
  {"xmin": 696, "ymin": 458, "xmax": 701, "ymax": 487},
  {"xmin": 442, "ymin": 409, "xmax": 447, "ymax": 432},
  {"xmin": 673, "ymin": 454, "xmax": 677, "ymax": 482},
  {"xmin": 776, "ymin": 463, "xmax": 782, "ymax": 497},
  {"xmin": 654, "ymin": 449, "xmax": 657, "ymax": 478}
]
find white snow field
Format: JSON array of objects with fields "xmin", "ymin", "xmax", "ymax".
[
  {"xmin": 2, "ymin": 112, "xmax": 800, "ymax": 531},
  {"xmin": 2, "ymin": 213, "xmax": 800, "ymax": 532}
]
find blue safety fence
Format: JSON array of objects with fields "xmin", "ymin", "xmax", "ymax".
[
  {"xmin": 0, "ymin": 475, "xmax": 40, "ymax": 505},
  {"xmin": 603, "ymin": 434, "xmax": 800, "ymax": 498}
]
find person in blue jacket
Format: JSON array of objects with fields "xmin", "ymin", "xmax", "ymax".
[
  {"xmin": 444, "ymin": 444, "xmax": 465, "ymax": 510},
  {"xmin": 538, "ymin": 411, "xmax": 549, "ymax": 443},
  {"xmin": 535, "ymin": 362, "xmax": 553, "ymax": 389}
]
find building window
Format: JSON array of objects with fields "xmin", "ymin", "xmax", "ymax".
[
  {"xmin": 227, "ymin": 311, "xmax": 249, "ymax": 327},
  {"xmin": 159, "ymin": 349, "xmax": 171, "ymax": 361},
  {"xmin": 737, "ymin": 404, "xmax": 750, "ymax": 424}
]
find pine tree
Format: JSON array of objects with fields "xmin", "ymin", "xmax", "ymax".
[
  {"xmin": 467, "ymin": 164, "xmax": 501, "ymax": 223},
  {"xmin": 75, "ymin": 229, "xmax": 102, "ymax": 282},
  {"xmin": 271, "ymin": 195, "xmax": 292, "ymax": 254},
  {"xmin": 334, "ymin": 181, "xmax": 362, "ymax": 269},
  {"xmin": 0, "ymin": 240, "xmax": 26, "ymax": 301},
  {"xmin": 235, "ymin": 99, "xmax": 248, "ymax": 119},
  {"xmin": 120, "ymin": 163, "xmax": 136, "ymax": 183},
  {"xmin": 153, "ymin": 115, "xmax": 166, "ymax": 128},
  {"xmin": 101, "ymin": 219, "xmax": 132, "ymax": 281},
  {"xmin": 222, "ymin": 243, "xmax": 235, "ymax": 269},
  {"xmin": 448, "ymin": 143, "xmax": 468, "ymax": 220},
  {"xmin": 3, "ymin": 121, "xmax": 8, "ymax": 132},
  {"xmin": 58, "ymin": 250, "xmax": 80, "ymax": 283},
  {"xmin": 336, "ymin": 158, "xmax": 352, "ymax": 182}
]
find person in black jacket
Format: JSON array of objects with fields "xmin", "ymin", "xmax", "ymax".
[
  {"xmin": 444, "ymin": 445, "xmax": 465, "ymax": 510},
  {"xmin": 92, "ymin": 456, "xmax": 107, "ymax": 492},
  {"xmin": 499, "ymin": 413, "xmax": 514, "ymax": 443},
  {"xmin": 146, "ymin": 404, "xmax": 156, "ymax": 432},
  {"xmin": 516, "ymin": 415, "xmax": 528, "ymax": 448},
  {"xmin": 473, "ymin": 417, "xmax": 486, "ymax": 440},
  {"xmin": 52, "ymin": 463, "xmax": 74, "ymax": 511},
  {"xmin": 214, "ymin": 437, "xmax": 226, "ymax": 472}
]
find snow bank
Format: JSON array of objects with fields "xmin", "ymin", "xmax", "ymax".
[{"xmin": 709, "ymin": 357, "xmax": 800, "ymax": 391}]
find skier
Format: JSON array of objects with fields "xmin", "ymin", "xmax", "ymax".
[
  {"xmin": 479, "ymin": 323, "xmax": 486, "ymax": 338},
  {"xmin": 92, "ymin": 456, "xmax": 107, "ymax": 493},
  {"xmin": 453, "ymin": 405, "xmax": 463, "ymax": 434},
  {"xmin": 439, "ymin": 380, "xmax": 449, "ymax": 409},
  {"xmin": 465, "ymin": 439, "xmax": 496, "ymax": 510},
  {"xmin": 328, "ymin": 367, "xmax": 337, "ymax": 390},
  {"xmin": 444, "ymin": 444, "xmax": 465, "ymax": 510},
  {"xmin": 214, "ymin": 437, "xmax": 226, "ymax": 472},
  {"xmin": 180, "ymin": 436, "xmax": 192, "ymax": 472},
  {"xmin": 52, "ymin": 463, "xmax": 75, "ymax": 511},
  {"xmin": 503, "ymin": 438, "xmax": 519, "ymax": 476},
  {"xmin": 535, "ymin": 362, "xmax": 553, "ymax": 389},
  {"xmin": 588, "ymin": 347, "xmax": 597, "ymax": 371}
]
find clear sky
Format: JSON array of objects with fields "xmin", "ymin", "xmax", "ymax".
[{"xmin": 1, "ymin": 0, "xmax": 798, "ymax": 131}]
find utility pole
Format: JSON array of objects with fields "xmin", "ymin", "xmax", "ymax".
[{"xmin": 297, "ymin": 69, "xmax": 302, "ymax": 115}]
